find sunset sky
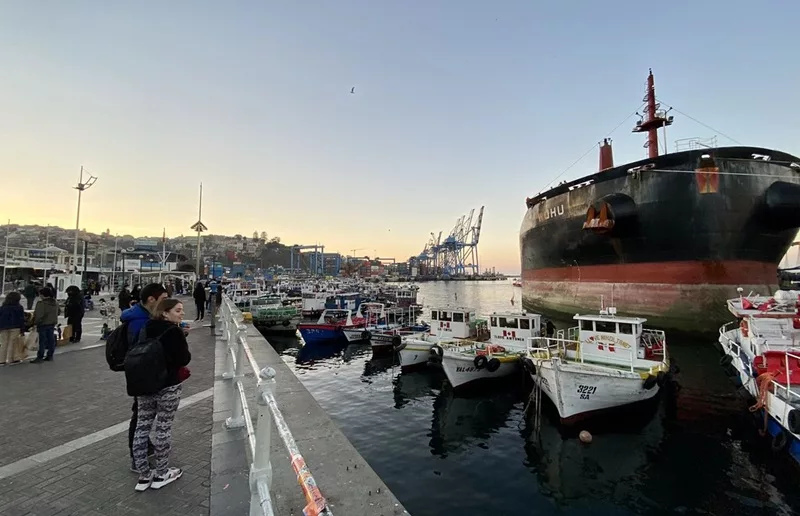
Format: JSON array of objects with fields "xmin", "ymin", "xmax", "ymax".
[{"xmin": 2, "ymin": 1, "xmax": 799, "ymax": 273}]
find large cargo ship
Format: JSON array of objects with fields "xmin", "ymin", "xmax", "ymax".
[{"xmin": 520, "ymin": 70, "xmax": 800, "ymax": 333}]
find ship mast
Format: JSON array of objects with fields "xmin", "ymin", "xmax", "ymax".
[{"xmin": 632, "ymin": 69, "xmax": 674, "ymax": 158}]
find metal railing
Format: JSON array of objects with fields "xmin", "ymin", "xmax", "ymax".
[{"xmin": 218, "ymin": 297, "xmax": 332, "ymax": 516}]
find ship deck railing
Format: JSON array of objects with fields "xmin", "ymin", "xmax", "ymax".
[
  {"xmin": 720, "ymin": 321, "xmax": 800, "ymax": 412},
  {"xmin": 218, "ymin": 296, "xmax": 332, "ymax": 516},
  {"xmin": 527, "ymin": 336, "xmax": 642, "ymax": 373}
]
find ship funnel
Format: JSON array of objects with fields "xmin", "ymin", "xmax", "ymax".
[{"xmin": 599, "ymin": 138, "xmax": 614, "ymax": 171}]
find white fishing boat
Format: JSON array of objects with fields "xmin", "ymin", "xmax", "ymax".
[
  {"xmin": 398, "ymin": 306, "xmax": 483, "ymax": 370},
  {"xmin": 439, "ymin": 312, "xmax": 542, "ymax": 388},
  {"xmin": 523, "ymin": 308, "xmax": 670, "ymax": 422},
  {"xmin": 342, "ymin": 302, "xmax": 387, "ymax": 343},
  {"xmin": 718, "ymin": 288, "xmax": 800, "ymax": 463}
]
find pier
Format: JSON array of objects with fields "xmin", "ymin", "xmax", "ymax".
[{"xmin": 0, "ymin": 296, "xmax": 405, "ymax": 515}]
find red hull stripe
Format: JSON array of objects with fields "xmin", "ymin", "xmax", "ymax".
[{"xmin": 523, "ymin": 260, "xmax": 777, "ymax": 285}]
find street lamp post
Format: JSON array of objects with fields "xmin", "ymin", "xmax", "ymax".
[
  {"xmin": 72, "ymin": 166, "xmax": 98, "ymax": 279},
  {"xmin": 1, "ymin": 219, "xmax": 10, "ymax": 296}
]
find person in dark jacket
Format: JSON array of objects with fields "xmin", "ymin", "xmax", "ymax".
[
  {"xmin": 31, "ymin": 288, "xmax": 59, "ymax": 363},
  {"xmin": 130, "ymin": 284, "xmax": 141, "ymax": 305},
  {"xmin": 23, "ymin": 282, "xmax": 38, "ymax": 310},
  {"xmin": 131, "ymin": 297, "xmax": 191, "ymax": 491},
  {"xmin": 192, "ymin": 281, "xmax": 206, "ymax": 321},
  {"xmin": 120, "ymin": 283, "xmax": 168, "ymax": 471},
  {"xmin": 118, "ymin": 286, "xmax": 131, "ymax": 311},
  {"xmin": 64, "ymin": 286, "xmax": 85, "ymax": 343},
  {"xmin": 0, "ymin": 291, "xmax": 26, "ymax": 365}
]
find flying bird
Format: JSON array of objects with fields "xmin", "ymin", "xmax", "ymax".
[{"xmin": 350, "ymin": 87, "xmax": 355, "ymax": 94}]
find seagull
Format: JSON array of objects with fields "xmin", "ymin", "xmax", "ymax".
[{"xmin": 350, "ymin": 87, "xmax": 355, "ymax": 94}]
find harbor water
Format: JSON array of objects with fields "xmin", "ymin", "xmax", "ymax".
[{"xmin": 267, "ymin": 281, "xmax": 800, "ymax": 515}]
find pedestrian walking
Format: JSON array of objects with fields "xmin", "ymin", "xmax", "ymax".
[
  {"xmin": 0, "ymin": 291, "xmax": 26, "ymax": 365},
  {"xmin": 31, "ymin": 288, "xmax": 59, "ymax": 363},
  {"xmin": 193, "ymin": 282, "xmax": 206, "ymax": 320},
  {"xmin": 65, "ymin": 286, "xmax": 85, "ymax": 343},
  {"xmin": 23, "ymin": 282, "xmax": 37, "ymax": 310},
  {"xmin": 129, "ymin": 297, "xmax": 191, "ymax": 491}
]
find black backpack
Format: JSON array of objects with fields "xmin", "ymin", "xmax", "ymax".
[
  {"xmin": 105, "ymin": 322, "xmax": 132, "ymax": 372},
  {"xmin": 124, "ymin": 328, "xmax": 169, "ymax": 397}
]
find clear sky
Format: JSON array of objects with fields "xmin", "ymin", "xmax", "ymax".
[{"xmin": 2, "ymin": 1, "xmax": 799, "ymax": 273}]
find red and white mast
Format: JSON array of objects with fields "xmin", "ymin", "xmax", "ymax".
[{"xmin": 632, "ymin": 69, "xmax": 674, "ymax": 158}]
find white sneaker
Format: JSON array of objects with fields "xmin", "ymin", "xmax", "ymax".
[
  {"xmin": 150, "ymin": 467, "xmax": 182, "ymax": 489},
  {"xmin": 135, "ymin": 472, "xmax": 154, "ymax": 492}
]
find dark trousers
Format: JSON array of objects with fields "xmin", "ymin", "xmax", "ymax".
[
  {"xmin": 36, "ymin": 325, "xmax": 56, "ymax": 359},
  {"xmin": 67, "ymin": 316, "xmax": 83, "ymax": 342},
  {"xmin": 26, "ymin": 297, "xmax": 34, "ymax": 310},
  {"xmin": 195, "ymin": 300, "xmax": 205, "ymax": 319}
]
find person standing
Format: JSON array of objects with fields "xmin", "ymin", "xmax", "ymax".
[
  {"xmin": 192, "ymin": 281, "xmax": 206, "ymax": 321},
  {"xmin": 130, "ymin": 297, "xmax": 191, "ymax": 491},
  {"xmin": 31, "ymin": 288, "xmax": 59, "ymax": 363},
  {"xmin": 119, "ymin": 285, "xmax": 131, "ymax": 311},
  {"xmin": 120, "ymin": 283, "xmax": 168, "ymax": 471},
  {"xmin": 65, "ymin": 286, "xmax": 85, "ymax": 343},
  {"xmin": 0, "ymin": 292, "xmax": 26, "ymax": 365},
  {"xmin": 23, "ymin": 282, "xmax": 38, "ymax": 310}
]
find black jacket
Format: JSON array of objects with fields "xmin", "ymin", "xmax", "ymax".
[
  {"xmin": 143, "ymin": 319, "xmax": 192, "ymax": 389},
  {"xmin": 65, "ymin": 294, "xmax": 85, "ymax": 319}
]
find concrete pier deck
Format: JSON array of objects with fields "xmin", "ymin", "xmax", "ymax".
[{"xmin": 211, "ymin": 316, "xmax": 409, "ymax": 515}]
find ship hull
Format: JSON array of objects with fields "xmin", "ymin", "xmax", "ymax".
[{"xmin": 520, "ymin": 146, "xmax": 800, "ymax": 333}]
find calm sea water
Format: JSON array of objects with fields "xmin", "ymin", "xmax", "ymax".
[{"xmin": 266, "ymin": 281, "xmax": 800, "ymax": 515}]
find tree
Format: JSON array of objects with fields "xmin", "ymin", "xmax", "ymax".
[
  {"xmin": 269, "ymin": 236, "xmax": 281, "ymax": 244},
  {"xmin": 253, "ymin": 231, "xmax": 259, "ymax": 240},
  {"xmin": 234, "ymin": 234, "xmax": 242, "ymax": 241},
  {"xmin": 260, "ymin": 231, "xmax": 268, "ymax": 241}
]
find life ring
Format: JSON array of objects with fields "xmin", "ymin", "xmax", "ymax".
[
  {"xmin": 719, "ymin": 354, "xmax": 733, "ymax": 367},
  {"xmin": 430, "ymin": 345, "xmax": 443, "ymax": 357},
  {"xmin": 474, "ymin": 355, "xmax": 488, "ymax": 370},
  {"xmin": 361, "ymin": 330, "xmax": 371, "ymax": 340},
  {"xmin": 787, "ymin": 409, "xmax": 800, "ymax": 435},
  {"xmin": 771, "ymin": 430, "xmax": 789, "ymax": 452},
  {"xmin": 642, "ymin": 375, "xmax": 657, "ymax": 390},
  {"xmin": 282, "ymin": 319, "xmax": 290, "ymax": 327},
  {"xmin": 522, "ymin": 357, "xmax": 537, "ymax": 375},
  {"xmin": 391, "ymin": 335, "xmax": 402, "ymax": 347},
  {"xmin": 486, "ymin": 358, "xmax": 501, "ymax": 372},
  {"xmin": 740, "ymin": 319, "xmax": 749, "ymax": 337}
]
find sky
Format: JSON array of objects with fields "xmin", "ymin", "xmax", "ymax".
[{"xmin": 2, "ymin": 1, "xmax": 800, "ymax": 273}]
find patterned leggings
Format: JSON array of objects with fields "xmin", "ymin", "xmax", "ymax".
[{"xmin": 132, "ymin": 384, "xmax": 182, "ymax": 476}]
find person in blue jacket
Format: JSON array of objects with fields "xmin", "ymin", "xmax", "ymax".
[
  {"xmin": 0, "ymin": 291, "xmax": 26, "ymax": 365},
  {"xmin": 120, "ymin": 283, "xmax": 168, "ymax": 471}
]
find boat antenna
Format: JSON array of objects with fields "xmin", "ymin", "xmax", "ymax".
[{"xmin": 632, "ymin": 69, "xmax": 673, "ymax": 159}]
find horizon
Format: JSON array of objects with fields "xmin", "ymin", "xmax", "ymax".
[{"xmin": 3, "ymin": 2, "xmax": 800, "ymax": 274}]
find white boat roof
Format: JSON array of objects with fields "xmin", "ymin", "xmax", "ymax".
[
  {"xmin": 574, "ymin": 313, "xmax": 647, "ymax": 324},
  {"xmin": 431, "ymin": 306, "xmax": 475, "ymax": 313},
  {"xmin": 489, "ymin": 311, "xmax": 541, "ymax": 319}
]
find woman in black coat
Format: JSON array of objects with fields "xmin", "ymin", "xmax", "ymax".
[
  {"xmin": 64, "ymin": 286, "xmax": 85, "ymax": 343},
  {"xmin": 192, "ymin": 282, "xmax": 206, "ymax": 321}
]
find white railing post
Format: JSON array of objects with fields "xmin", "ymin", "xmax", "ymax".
[
  {"xmin": 225, "ymin": 326, "xmax": 247, "ymax": 429},
  {"xmin": 250, "ymin": 367, "xmax": 276, "ymax": 516},
  {"xmin": 222, "ymin": 301, "xmax": 236, "ymax": 380}
]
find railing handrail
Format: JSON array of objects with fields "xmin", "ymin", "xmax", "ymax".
[{"xmin": 218, "ymin": 296, "xmax": 332, "ymax": 516}]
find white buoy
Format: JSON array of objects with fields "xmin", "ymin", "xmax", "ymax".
[{"xmin": 579, "ymin": 430, "xmax": 592, "ymax": 444}]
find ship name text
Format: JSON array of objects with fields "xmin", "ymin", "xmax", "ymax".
[{"xmin": 544, "ymin": 204, "xmax": 565, "ymax": 220}]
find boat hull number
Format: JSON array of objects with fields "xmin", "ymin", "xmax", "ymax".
[{"xmin": 577, "ymin": 384, "xmax": 597, "ymax": 400}]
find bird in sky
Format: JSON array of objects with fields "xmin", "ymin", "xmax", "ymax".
[{"xmin": 350, "ymin": 87, "xmax": 355, "ymax": 94}]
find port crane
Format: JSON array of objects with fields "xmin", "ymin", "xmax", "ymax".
[
  {"xmin": 289, "ymin": 244, "xmax": 325, "ymax": 275},
  {"xmin": 412, "ymin": 207, "xmax": 484, "ymax": 277}
]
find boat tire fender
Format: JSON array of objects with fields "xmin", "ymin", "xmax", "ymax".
[
  {"xmin": 788, "ymin": 409, "xmax": 800, "ymax": 435},
  {"xmin": 771, "ymin": 430, "xmax": 789, "ymax": 452},
  {"xmin": 474, "ymin": 355, "xmax": 488, "ymax": 370},
  {"xmin": 656, "ymin": 371, "xmax": 667, "ymax": 387},
  {"xmin": 394, "ymin": 341, "xmax": 406, "ymax": 352},
  {"xmin": 642, "ymin": 375, "xmax": 657, "ymax": 390},
  {"xmin": 361, "ymin": 330, "xmax": 371, "ymax": 340},
  {"xmin": 486, "ymin": 358, "xmax": 501, "ymax": 373},
  {"xmin": 522, "ymin": 357, "xmax": 536, "ymax": 375},
  {"xmin": 719, "ymin": 355, "xmax": 733, "ymax": 367},
  {"xmin": 265, "ymin": 321, "xmax": 274, "ymax": 328},
  {"xmin": 430, "ymin": 345, "xmax": 443, "ymax": 357},
  {"xmin": 282, "ymin": 319, "xmax": 290, "ymax": 327}
]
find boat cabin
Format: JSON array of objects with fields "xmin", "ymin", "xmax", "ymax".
[
  {"xmin": 429, "ymin": 307, "xmax": 476, "ymax": 339},
  {"xmin": 393, "ymin": 288, "xmax": 418, "ymax": 308},
  {"xmin": 230, "ymin": 288, "xmax": 265, "ymax": 306},
  {"xmin": 301, "ymin": 291, "xmax": 328, "ymax": 312},
  {"xmin": 488, "ymin": 312, "xmax": 541, "ymax": 344},
  {"xmin": 573, "ymin": 309, "xmax": 664, "ymax": 366},
  {"xmin": 316, "ymin": 308, "xmax": 354, "ymax": 326},
  {"xmin": 325, "ymin": 292, "xmax": 362, "ymax": 313}
]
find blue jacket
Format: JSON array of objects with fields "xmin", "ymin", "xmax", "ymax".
[
  {"xmin": 120, "ymin": 304, "xmax": 151, "ymax": 342},
  {"xmin": 0, "ymin": 304, "xmax": 25, "ymax": 331}
]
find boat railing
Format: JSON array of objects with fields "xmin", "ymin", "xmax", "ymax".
[
  {"xmin": 641, "ymin": 329, "xmax": 666, "ymax": 355},
  {"xmin": 577, "ymin": 345, "xmax": 636, "ymax": 373},
  {"xmin": 218, "ymin": 296, "xmax": 332, "ymax": 516},
  {"xmin": 527, "ymin": 336, "xmax": 571, "ymax": 359}
]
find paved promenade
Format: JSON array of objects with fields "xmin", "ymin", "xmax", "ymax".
[{"xmin": 0, "ymin": 297, "xmax": 215, "ymax": 516}]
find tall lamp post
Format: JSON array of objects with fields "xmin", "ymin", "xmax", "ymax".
[
  {"xmin": 1, "ymin": 219, "xmax": 10, "ymax": 296},
  {"xmin": 190, "ymin": 182, "xmax": 207, "ymax": 280},
  {"xmin": 72, "ymin": 166, "xmax": 98, "ymax": 281}
]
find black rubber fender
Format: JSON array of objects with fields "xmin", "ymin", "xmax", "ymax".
[
  {"xmin": 643, "ymin": 375, "xmax": 657, "ymax": 390},
  {"xmin": 486, "ymin": 358, "xmax": 501, "ymax": 373},
  {"xmin": 361, "ymin": 330, "xmax": 371, "ymax": 340},
  {"xmin": 771, "ymin": 430, "xmax": 789, "ymax": 452},
  {"xmin": 522, "ymin": 357, "xmax": 536, "ymax": 375},
  {"xmin": 787, "ymin": 409, "xmax": 800, "ymax": 435},
  {"xmin": 282, "ymin": 319, "xmax": 290, "ymax": 327},
  {"xmin": 760, "ymin": 181, "xmax": 800, "ymax": 230},
  {"xmin": 265, "ymin": 321, "xmax": 275, "ymax": 328},
  {"xmin": 394, "ymin": 341, "xmax": 406, "ymax": 352},
  {"xmin": 719, "ymin": 354, "xmax": 733, "ymax": 367},
  {"xmin": 474, "ymin": 355, "xmax": 488, "ymax": 370},
  {"xmin": 430, "ymin": 345, "xmax": 443, "ymax": 357},
  {"xmin": 656, "ymin": 371, "xmax": 667, "ymax": 387},
  {"xmin": 391, "ymin": 335, "xmax": 402, "ymax": 347}
]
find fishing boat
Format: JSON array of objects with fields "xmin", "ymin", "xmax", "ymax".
[
  {"xmin": 523, "ymin": 308, "xmax": 670, "ymax": 422},
  {"xmin": 300, "ymin": 290, "xmax": 328, "ymax": 318},
  {"xmin": 717, "ymin": 288, "xmax": 800, "ymax": 463},
  {"xmin": 520, "ymin": 70, "xmax": 800, "ymax": 334},
  {"xmin": 297, "ymin": 308, "xmax": 366, "ymax": 346},
  {"xmin": 250, "ymin": 295, "xmax": 301, "ymax": 336},
  {"xmin": 398, "ymin": 306, "xmax": 484, "ymax": 370},
  {"xmin": 439, "ymin": 312, "xmax": 542, "ymax": 388}
]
